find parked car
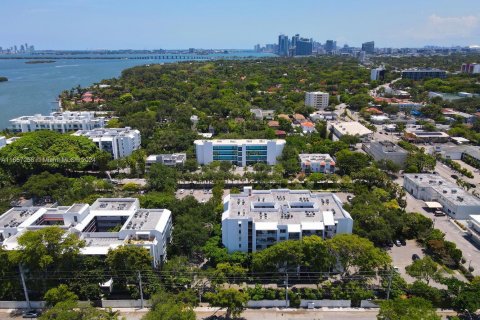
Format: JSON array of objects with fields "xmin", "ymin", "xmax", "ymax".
[
  {"xmin": 394, "ymin": 240, "xmax": 402, "ymax": 247},
  {"xmin": 179, "ymin": 189, "xmax": 184, "ymax": 194},
  {"xmin": 412, "ymin": 254, "xmax": 420, "ymax": 261},
  {"xmin": 400, "ymin": 239, "xmax": 406, "ymax": 246},
  {"xmin": 203, "ymin": 189, "xmax": 208, "ymax": 194},
  {"xmin": 23, "ymin": 310, "xmax": 40, "ymax": 319},
  {"xmin": 386, "ymin": 241, "xmax": 394, "ymax": 248},
  {"xmin": 451, "ymin": 174, "xmax": 459, "ymax": 180},
  {"xmin": 434, "ymin": 210, "xmax": 446, "ymax": 217}
]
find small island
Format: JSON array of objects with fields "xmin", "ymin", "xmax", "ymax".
[
  {"xmin": 0, "ymin": 76, "xmax": 7, "ymax": 82},
  {"xmin": 25, "ymin": 60, "xmax": 56, "ymax": 64}
]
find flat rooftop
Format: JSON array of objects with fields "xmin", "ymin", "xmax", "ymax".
[
  {"xmin": 0, "ymin": 207, "xmax": 42, "ymax": 228},
  {"xmin": 226, "ymin": 189, "xmax": 350, "ymax": 224},
  {"xmin": 124, "ymin": 209, "xmax": 169, "ymax": 231},
  {"xmin": 299, "ymin": 154, "xmax": 334, "ymax": 162},
  {"xmin": 405, "ymin": 174, "xmax": 480, "ymax": 206},
  {"xmin": 195, "ymin": 139, "xmax": 285, "ymax": 145},
  {"xmin": 90, "ymin": 198, "xmax": 137, "ymax": 212},
  {"xmin": 332, "ymin": 121, "xmax": 372, "ymax": 136}
]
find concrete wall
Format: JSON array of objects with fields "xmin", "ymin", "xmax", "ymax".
[
  {"xmin": 247, "ymin": 300, "xmax": 289, "ymax": 308},
  {"xmin": 101, "ymin": 299, "xmax": 151, "ymax": 308},
  {"xmin": 299, "ymin": 299, "xmax": 351, "ymax": 308},
  {"xmin": 0, "ymin": 300, "xmax": 151, "ymax": 309},
  {"xmin": 360, "ymin": 300, "xmax": 380, "ymax": 308},
  {"xmin": 0, "ymin": 301, "xmax": 45, "ymax": 309}
]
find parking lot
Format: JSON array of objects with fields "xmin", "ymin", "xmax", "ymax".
[{"xmin": 389, "ymin": 239, "xmax": 427, "ymax": 284}]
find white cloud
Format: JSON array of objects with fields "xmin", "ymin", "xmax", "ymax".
[{"xmin": 410, "ymin": 14, "xmax": 480, "ymax": 41}]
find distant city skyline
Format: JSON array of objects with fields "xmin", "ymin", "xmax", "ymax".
[{"xmin": 1, "ymin": 0, "xmax": 480, "ymax": 50}]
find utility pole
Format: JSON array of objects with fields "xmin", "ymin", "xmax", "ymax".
[
  {"xmin": 285, "ymin": 272, "xmax": 289, "ymax": 307},
  {"xmin": 138, "ymin": 271, "xmax": 144, "ymax": 309},
  {"xmin": 19, "ymin": 264, "xmax": 31, "ymax": 310},
  {"xmin": 386, "ymin": 267, "xmax": 394, "ymax": 300}
]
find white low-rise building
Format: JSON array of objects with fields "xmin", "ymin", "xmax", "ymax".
[
  {"xmin": 0, "ymin": 136, "xmax": 6, "ymax": 149},
  {"xmin": 404, "ymin": 174, "xmax": 480, "ymax": 220},
  {"xmin": 73, "ymin": 127, "xmax": 141, "ymax": 159},
  {"xmin": 195, "ymin": 139, "xmax": 285, "ymax": 166},
  {"xmin": 250, "ymin": 108, "xmax": 275, "ymax": 120},
  {"xmin": 222, "ymin": 187, "xmax": 353, "ymax": 253},
  {"xmin": 305, "ymin": 92, "xmax": 329, "ymax": 109},
  {"xmin": 299, "ymin": 154, "xmax": 335, "ymax": 173},
  {"xmin": 10, "ymin": 111, "xmax": 105, "ymax": 133},
  {"xmin": 146, "ymin": 153, "xmax": 187, "ymax": 171},
  {"xmin": 467, "ymin": 215, "xmax": 480, "ymax": 246},
  {"xmin": 0, "ymin": 198, "xmax": 172, "ymax": 267},
  {"xmin": 331, "ymin": 121, "xmax": 373, "ymax": 141},
  {"xmin": 363, "ymin": 141, "xmax": 408, "ymax": 166}
]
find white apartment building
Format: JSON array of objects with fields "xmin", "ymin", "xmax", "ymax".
[
  {"xmin": 299, "ymin": 154, "xmax": 335, "ymax": 173},
  {"xmin": 0, "ymin": 198, "xmax": 172, "ymax": 267},
  {"xmin": 10, "ymin": 111, "xmax": 105, "ymax": 133},
  {"xmin": 305, "ymin": 92, "xmax": 330, "ymax": 109},
  {"xmin": 404, "ymin": 174, "xmax": 480, "ymax": 220},
  {"xmin": 194, "ymin": 139, "xmax": 285, "ymax": 166},
  {"xmin": 73, "ymin": 127, "xmax": 141, "ymax": 159},
  {"xmin": 221, "ymin": 187, "xmax": 353, "ymax": 253}
]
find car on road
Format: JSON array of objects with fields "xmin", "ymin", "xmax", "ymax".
[
  {"xmin": 190, "ymin": 190, "xmax": 194, "ymax": 194},
  {"xmin": 451, "ymin": 174, "xmax": 459, "ymax": 180},
  {"xmin": 394, "ymin": 240, "xmax": 402, "ymax": 247},
  {"xmin": 179, "ymin": 189, "xmax": 184, "ymax": 194},
  {"xmin": 412, "ymin": 254, "xmax": 420, "ymax": 261},
  {"xmin": 23, "ymin": 310, "xmax": 40, "ymax": 318}
]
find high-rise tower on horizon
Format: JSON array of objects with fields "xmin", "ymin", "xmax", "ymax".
[{"xmin": 278, "ymin": 34, "xmax": 289, "ymax": 56}]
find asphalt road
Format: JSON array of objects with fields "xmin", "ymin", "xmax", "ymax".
[{"xmin": 0, "ymin": 308, "xmax": 460, "ymax": 320}]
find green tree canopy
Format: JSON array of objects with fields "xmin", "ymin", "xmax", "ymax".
[
  {"xmin": 378, "ymin": 297, "xmax": 441, "ymax": 320},
  {"xmin": 205, "ymin": 288, "xmax": 249, "ymax": 319}
]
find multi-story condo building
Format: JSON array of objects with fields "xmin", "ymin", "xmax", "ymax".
[
  {"xmin": 221, "ymin": 187, "xmax": 353, "ymax": 253},
  {"xmin": 73, "ymin": 127, "xmax": 141, "ymax": 159},
  {"xmin": 194, "ymin": 139, "xmax": 285, "ymax": 166},
  {"xmin": 461, "ymin": 63, "xmax": 480, "ymax": 74},
  {"xmin": 325, "ymin": 40, "xmax": 336, "ymax": 54},
  {"xmin": 299, "ymin": 154, "xmax": 335, "ymax": 173},
  {"xmin": 401, "ymin": 68, "xmax": 446, "ymax": 80},
  {"xmin": 371, "ymin": 67, "xmax": 385, "ymax": 81},
  {"xmin": 10, "ymin": 111, "xmax": 105, "ymax": 133},
  {"xmin": 278, "ymin": 34, "xmax": 289, "ymax": 57},
  {"xmin": 146, "ymin": 153, "xmax": 186, "ymax": 171},
  {"xmin": 362, "ymin": 141, "xmax": 408, "ymax": 166},
  {"xmin": 404, "ymin": 174, "xmax": 480, "ymax": 220},
  {"xmin": 291, "ymin": 35, "xmax": 313, "ymax": 56},
  {"xmin": 0, "ymin": 198, "xmax": 172, "ymax": 267},
  {"xmin": 305, "ymin": 91, "xmax": 330, "ymax": 109},
  {"xmin": 361, "ymin": 41, "xmax": 375, "ymax": 54}
]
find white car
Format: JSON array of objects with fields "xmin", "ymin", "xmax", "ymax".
[{"xmin": 179, "ymin": 189, "xmax": 185, "ymax": 194}]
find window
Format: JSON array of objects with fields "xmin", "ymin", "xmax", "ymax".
[{"xmin": 239, "ymin": 244, "xmax": 242, "ymax": 248}]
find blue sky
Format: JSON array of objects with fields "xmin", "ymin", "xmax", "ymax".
[{"xmin": 1, "ymin": 0, "xmax": 480, "ymax": 49}]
